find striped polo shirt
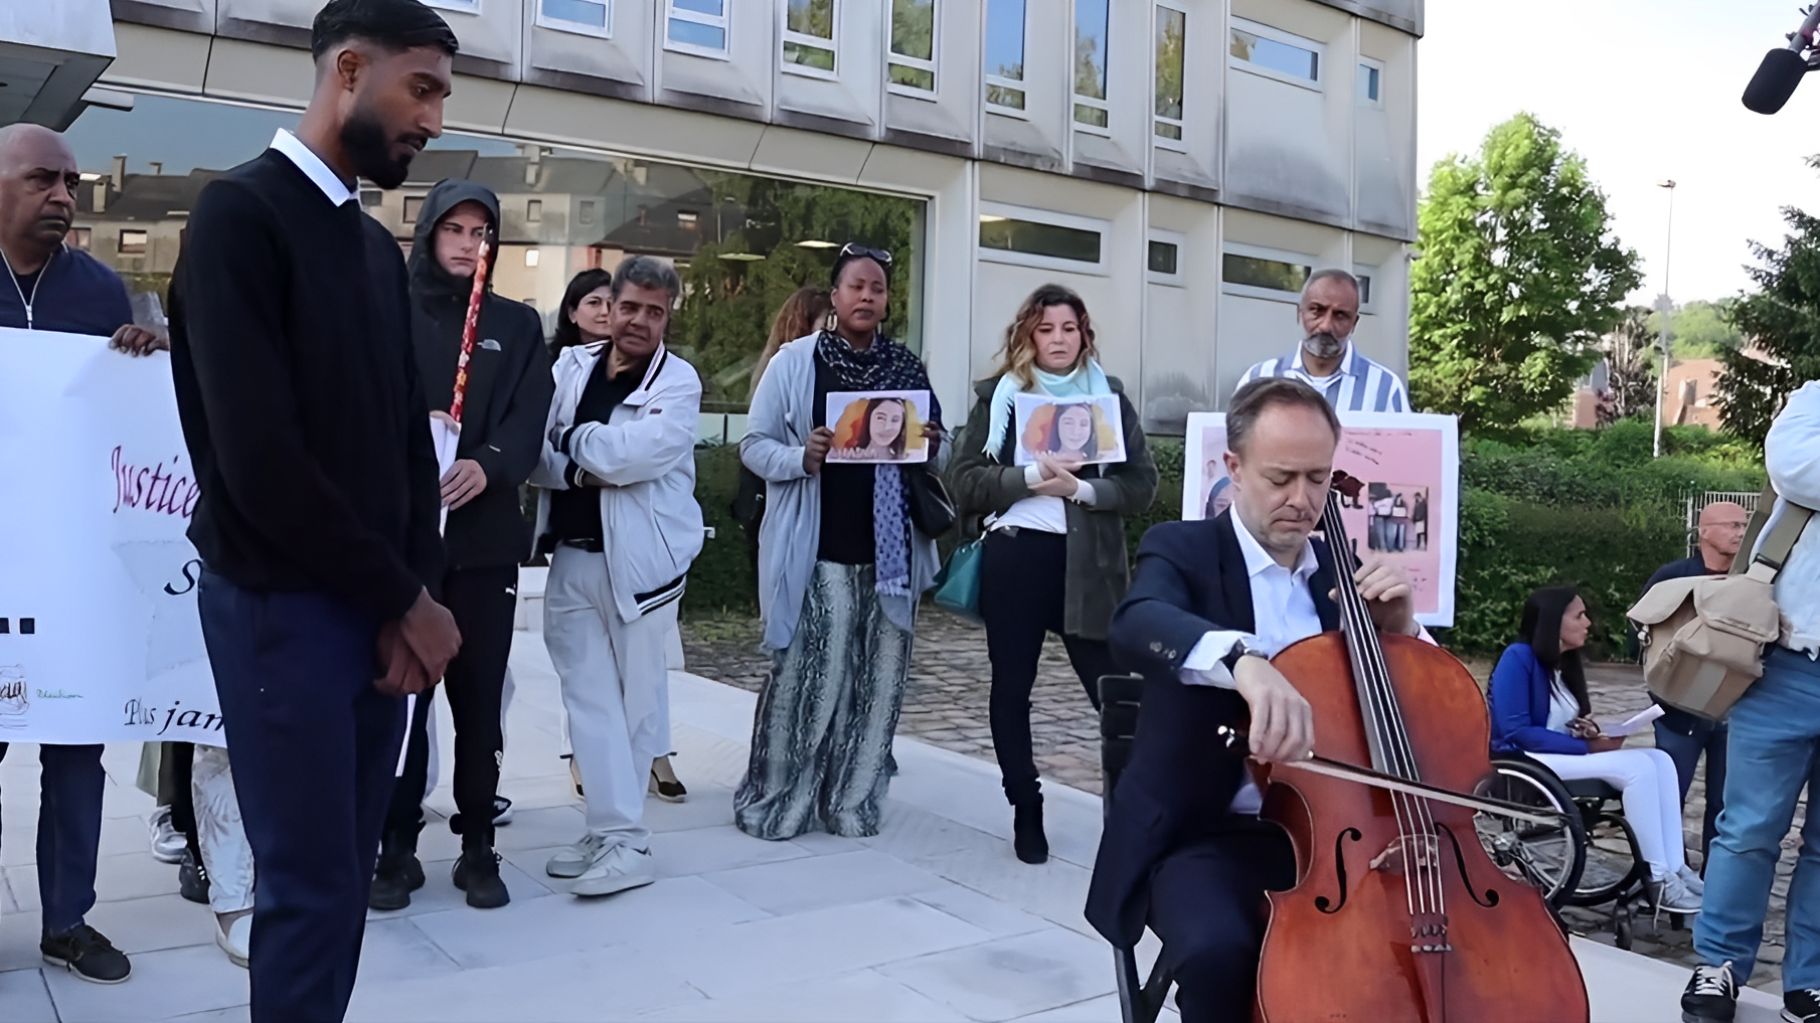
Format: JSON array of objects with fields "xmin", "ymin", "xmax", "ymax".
[{"xmin": 1234, "ymin": 343, "xmax": 1410, "ymax": 413}]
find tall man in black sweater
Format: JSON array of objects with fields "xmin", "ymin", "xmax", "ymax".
[
  {"xmin": 372, "ymin": 178, "xmax": 553, "ymax": 912},
  {"xmin": 167, "ymin": 2, "xmax": 462, "ymax": 1019}
]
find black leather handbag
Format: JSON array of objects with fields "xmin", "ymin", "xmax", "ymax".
[{"xmin": 905, "ymin": 465, "xmax": 957, "ymax": 538}]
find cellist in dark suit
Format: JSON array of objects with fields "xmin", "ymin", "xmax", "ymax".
[{"xmin": 1085, "ymin": 378, "xmax": 1423, "ymax": 1023}]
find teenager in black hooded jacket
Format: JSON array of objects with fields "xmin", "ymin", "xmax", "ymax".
[{"xmin": 373, "ymin": 178, "xmax": 553, "ymax": 911}]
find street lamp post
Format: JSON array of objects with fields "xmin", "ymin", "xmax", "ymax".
[{"xmin": 1653, "ymin": 179, "xmax": 1677, "ymax": 458}]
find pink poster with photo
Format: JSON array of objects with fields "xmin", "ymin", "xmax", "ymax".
[{"xmin": 1182, "ymin": 411, "xmax": 1461, "ymax": 627}]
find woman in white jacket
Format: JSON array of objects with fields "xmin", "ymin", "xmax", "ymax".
[
  {"xmin": 734, "ymin": 245, "xmax": 945, "ymax": 841},
  {"xmin": 530, "ymin": 256, "xmax": 704, "ymax": 897}
]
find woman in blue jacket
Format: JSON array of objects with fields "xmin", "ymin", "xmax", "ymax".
[{"xmin": 1487, "ymin": 586, "xmax": 1702, "ymax": 914}]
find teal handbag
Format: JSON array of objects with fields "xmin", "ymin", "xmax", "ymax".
[{"xmin": 932, "ymin": 538, "xmax": 985, "ymax": 621}]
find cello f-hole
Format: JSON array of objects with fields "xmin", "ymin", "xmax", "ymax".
[
  {"xmin": 1313, "ymin": 827, "xmax": 1364, "ymax": 914},
  {"xmin": 1437, "ymin": 822, "xmax": 1502, "ymax": 909}
]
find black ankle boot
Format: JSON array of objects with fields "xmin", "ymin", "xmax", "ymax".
[
  {"xmin": 1013, "ymin": 800, "xmax": 1049, "ymax": 865},
  {"xmin": 452, "ymin": 846, "xmax": 510, "ymax": 910},
  {"xmin": 370, "ymin": 835, "xmax": 424, "ymax": 911}
]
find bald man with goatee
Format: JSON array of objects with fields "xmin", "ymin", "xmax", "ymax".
[{"xmin": 1640, "ymin": 499, "xmax": 1752, "ymax": 866}]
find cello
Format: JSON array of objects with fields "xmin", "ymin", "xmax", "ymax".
[{"xmin": 1247, "ymin": 472, "xmax": 1589, "ymax": 1023}]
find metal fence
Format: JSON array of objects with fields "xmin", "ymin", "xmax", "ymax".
[{"xmin": 1682, "ymin": 489, "xmax": 1765, "ymax": 557}]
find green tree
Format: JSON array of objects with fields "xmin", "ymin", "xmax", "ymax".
[
  {"xmin": 666, "ymin": 174, "xmax": 919, "ymax": 409},
  {"xmin": 1648, "ymin": 298, "xmax": 1743, "ymax": 359},
  {"xmin": 1408, "ymin": 113, "xmax": 1643, "ymax": 435},
  {"xmin": 1599, "ymin": 306, "xmax": 1659, "ymax": 426},
  {"xmin": 1716, "ymin": 156, "xmax": 1820, "ymax": 445}
]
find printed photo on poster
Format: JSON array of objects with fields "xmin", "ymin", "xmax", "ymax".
[
  {"xmin": 826, "ymin": 390, "xmax": 933, "ymax": 465},
  {"xmin": 1012, "ymin": 393, "xmax": 1126, "ymax": 466},
  {"xmin": 1182, "ymin": 411, "xmax": 1461, "ymax": 627}
]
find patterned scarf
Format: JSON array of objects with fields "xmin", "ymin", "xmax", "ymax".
[{"xmin": 816, "ymin": 329, "xmax": 936, "ymax": 628}]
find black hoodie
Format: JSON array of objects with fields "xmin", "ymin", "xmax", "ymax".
[{"xmin": 408, "ymin": 179, "xmax": 555, "ymax": 570}]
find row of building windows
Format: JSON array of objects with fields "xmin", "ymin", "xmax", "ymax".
[
  {"xmin": 977, "ymin": 206, "xmax": 1375, "ymax": 306},
  {"xmin": 501, "ymin": 0, "xmax": 1385, "ymax": 144}
]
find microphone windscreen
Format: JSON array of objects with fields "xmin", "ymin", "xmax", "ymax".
[{"xmin": 1744, "ymin": 47, "xmax": 1807, "ymax": 114}]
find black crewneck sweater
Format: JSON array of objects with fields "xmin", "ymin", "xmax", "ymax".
[{"xmin": 168, "ymin": 149, "xmax": 442, "ymax": 621}]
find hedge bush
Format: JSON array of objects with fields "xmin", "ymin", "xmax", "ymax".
[{"xmin": 682, "ymin": 423, "xmax": 1764, "ymax": 657}]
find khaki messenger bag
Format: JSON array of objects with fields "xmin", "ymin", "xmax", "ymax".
[{"xmin": 1627, "ymin": 486, "xmax": 1813, "ymax": 721}]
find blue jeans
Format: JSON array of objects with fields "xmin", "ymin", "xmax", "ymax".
[
  {"xmin": 1653, "ymin": 717, "xmax": 1727, "ymax": 865},
  {"xmin": 1694, "ymin": 647, "xmax": 1820, "ymax": 988}
]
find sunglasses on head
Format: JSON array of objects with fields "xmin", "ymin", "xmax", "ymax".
[{"xmin": 838, "ymin": 243, "xmax": 894, "ymax": 266}]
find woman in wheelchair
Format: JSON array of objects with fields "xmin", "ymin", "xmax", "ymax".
[{"xmin": 1488, "ymin": 586, "xmax": 1703, "ymax": 916}]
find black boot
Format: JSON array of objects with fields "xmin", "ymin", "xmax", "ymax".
[
  {"xmin": 370, "ymin": 834, "xmax": 425, "ymax": 912},
  {"xmin": 1013, "ymin": 800, "xmax": 1049, "ymax": 865},
  {"xmin": 452, "ymin": 846, "xmax": 510, "ymax": 910}
]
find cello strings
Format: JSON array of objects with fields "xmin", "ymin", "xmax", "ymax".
[
  {"xmin": 1325, "ymin": 494, "xmax": 1447, "ymax": 923},
  {"xmin": 1322, "ymin": 497, "xmax": 1431, "ymax": 917}
]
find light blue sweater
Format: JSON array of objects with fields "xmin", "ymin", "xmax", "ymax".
[{"xmin": 741, "ymin": 335, "xmax": 943, "ymax": 652}]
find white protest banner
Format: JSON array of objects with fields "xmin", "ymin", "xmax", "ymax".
[{"xmin": 0, "ymin": 329, "xmax": 225, "ymax": 746}]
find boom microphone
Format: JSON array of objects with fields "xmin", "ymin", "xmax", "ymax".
[{"xmin": 1744, "ymin": 5, "xmax": 1820, "ymax": 114}]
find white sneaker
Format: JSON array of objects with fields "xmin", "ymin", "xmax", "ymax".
[
  {"xmin": 214, "ymin": 914, "xmax": 251, "ymax": 968},
  {"xmin": 571, "ymin": 844, "xmax": 656, "ymax": 899},
  {"xmin": 148, "ymin": 807, "xmax": 185, "ymax": 865},
  {"xmin": 545, "ymin": 833, "xmax": 607, "ymax": 879},
  {"xmin": 1650, "ymin": 873, "xmax": 1703, "ymax": 915},
  {"xmin": 1677, "ymin": 865, "xmax": 1706, "ymax": 897}
]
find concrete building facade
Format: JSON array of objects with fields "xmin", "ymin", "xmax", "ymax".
[{"xmin": 17, "ymin": 0, "xmax": 1423, "ymax": 431}]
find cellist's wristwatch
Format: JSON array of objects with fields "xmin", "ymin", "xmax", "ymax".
[{"xmin": 1221, "ymin": 639, "xmax": 1270, "ymax": 675}]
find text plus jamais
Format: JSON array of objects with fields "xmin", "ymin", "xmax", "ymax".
[{"xmin": 111, "ymin": 446, "xmax": 200, "ymax": 519}]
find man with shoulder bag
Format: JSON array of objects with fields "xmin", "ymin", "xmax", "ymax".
[{"xmin": 1662, "ymin": 381, "xmax": 1820, "ymax": 1023}]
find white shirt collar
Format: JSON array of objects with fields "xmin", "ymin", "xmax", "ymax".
[
  {"xmin": 1290, "ymin": 340, "xmax": 1358, "ymax": 378},
  {"xmin": 269, "ymin": 129, "xmax": 356, "ymax": 207},
  {"xmin": 1230, "ymin": 503, "xmax": 1320, "ymax": 582}
]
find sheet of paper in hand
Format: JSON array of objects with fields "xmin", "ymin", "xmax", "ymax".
[
  {"xmin": 1600, "ymin": 704, "xmax": 1666, "ymax": 738},
  {"xmin": 0, "ymin": 328, "xmax": 226, "ymax": 745},
  {"xmin": 430, "ymin": 415, "xmax": 460, "ymax": 533},
  {"xmin": 825, "ymin": 389, "xmax": 932, "ymax": 464},
  {"xmin": 1013, "ymin": 393, "xmax": 1126, "ymax": 466}
]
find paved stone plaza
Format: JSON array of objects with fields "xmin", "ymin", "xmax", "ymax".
[
  {"xmin": 688, "ymin": 608, "xmax": 1805, "ymax": 989},
  {"xmin": 0, "ymin": 618, "xmax": 1793, "ymax": 1021}
]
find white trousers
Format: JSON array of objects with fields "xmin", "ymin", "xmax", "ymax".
[
  {"xmin": 191, "ymin": 746, "xmax": 255, "ymax": 914},
  {"xmin": 543, "ymin": 547, "xmax": 676, "ymax": 850},
  {"xmin": 1531, "ymin": 747, "xmax": 1689, "ymax": 880},
  {"xmin": 555, "ymin": 620, "xmax": 680, "ymax": 760}
]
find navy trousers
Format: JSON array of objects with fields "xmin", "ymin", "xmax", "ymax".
[
  {"xmin": 0, "ymin": 742, "xmax": 105, "ymax": 935},
  {"xmin": 1147, "ymin": 821, "xmax": 1296, "ymax": 1023},
  {"xmin": 199, "ymin": 572, "xmax": 404, "ymax": 1023}
]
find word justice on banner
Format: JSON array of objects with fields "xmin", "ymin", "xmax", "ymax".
[{"xmin": 0, "ymin": 328, "xmax": 225, "ymax": 745}]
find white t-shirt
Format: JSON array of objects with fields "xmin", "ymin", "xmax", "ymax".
[{"xmin": 1545, "ymin": 672, "xmax": 1579, "ymax": 734}]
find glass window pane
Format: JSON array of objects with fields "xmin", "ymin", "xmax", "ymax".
[
  {"xmin": 673, "ymin": 0, "xmax": 722, "ymax": 14},
  {"xmin": 891, "ymin": 63, "xmax": 936, "ymax": 91},
  {"xmin": 1224, "ymin": 253, "xmax": 1311, "ymax": 293},
  {"xmin": 786, "ymin": 0, "xmax": 834, "ymax": 40},
  {"xmin": 542, "ymin": 0, "xmax": 608, "ymax": 28},
  {"xmin": 1155, "ymin": 6, "xmax": 1185, "ymax": 120},
  {"xmin": 784, "ymin": 41, "xmax": 836, "ymax": 71},
  {"xmin": 980, "ymin": 215, "xmax": 1101, "ymax": 265},
  {"xmin": 669, "ymin": 17, "xmax": 726, "ymax": 50},
  {"xmin": 1230, "ymin": 27, "xmax": 1319, "ymax": 82},
  {"xmin": 1149, "ymin": 240, "xmax": 1179, "ymax": 275},
  {"xmin": 1074, "ymin": 0, "xmax": 1110, "ymax": 101},
  {"xmin": 1155, "ymin": 121, "xmax": 1183, "ymax": 141},
  {"xmin": 1074, "ymin": 104, "xmax": 1109, "ymax": 128},
  {"xmin": 891, "ymin": 0, "xmax": 935, "ymax": 61},
  {"xmin": 986, "ymin": 0, "xmax": 1027, "ymax": 83},
  {"xmin": 1357, "ymin": 63, "xmax": 1381, "ymax": 102},
  {"xmin": 1357, "ymin": 274, "xmax": 1373, "ymax": 305},
  {"xmin": 987, "ymin": 84, "xmax": 1026, "ymax": 110}
]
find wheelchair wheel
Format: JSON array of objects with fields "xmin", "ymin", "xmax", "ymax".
[
  {"xmin": 1567, "ymin": 809, "xmax": 1651, "ymax": 909},
  {"xmin": 1473, "ymin": 760, "xmax": 1587, "ymax": 909}
]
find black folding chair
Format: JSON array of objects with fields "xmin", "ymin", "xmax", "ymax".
[{"xmin": 1098, "ymin": 674, "xmax": 1176, "ymax": 1023}]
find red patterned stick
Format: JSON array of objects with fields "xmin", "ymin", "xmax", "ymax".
[{"xmin": 448, "ymin": 237, "xmax": 494, "ymax": 426}]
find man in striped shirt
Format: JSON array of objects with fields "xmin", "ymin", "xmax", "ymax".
[{"xmin": 1233, "ymin": 268, "xmax": 1410, "ymax": 414}]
